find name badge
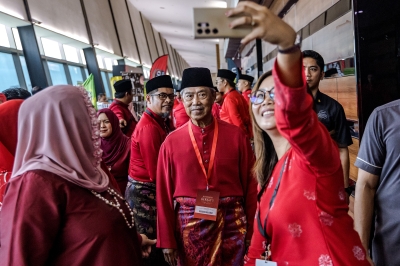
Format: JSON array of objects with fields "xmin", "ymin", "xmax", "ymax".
[
  {"xmin": 256, "ymin": 259, "xmax": 277, "ymax": 266},
  {"xmin": 194, "ymin": 190, "xmax": 220, "ymax": 221}
]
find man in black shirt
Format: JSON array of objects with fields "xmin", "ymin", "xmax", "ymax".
[{"xmin": 303, "ymin": 50, "xmax": 353, "ymax": 192}]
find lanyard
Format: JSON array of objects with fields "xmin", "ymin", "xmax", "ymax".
[
  {"xmin": 188, "ymin": 119, "xmax": 219, "ymax": 191},
  {"xmin": 257, "ymin": 156, "xmax": 288, "ymax": 239}
]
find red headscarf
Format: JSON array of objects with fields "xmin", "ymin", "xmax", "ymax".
[
  {"xmin": 97, "ymin": 109, "xmax": 130, "ymax": 168},
  {"xmin": 0, "ymin": 99, "xmax": 23, "ymax": 205}
]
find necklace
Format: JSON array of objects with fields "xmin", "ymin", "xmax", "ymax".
[{"xmin": 91, "ymin": 187, "xmax": 135, "ymax": 229}]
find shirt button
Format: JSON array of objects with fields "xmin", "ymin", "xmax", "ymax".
[
  {"xmin": 204, "ymin": 151, "xmax": 207, "ymax": 154},
  {"xmin": 201, "ymin": 129, "xmax": 204, "ymax": 133},
  {"xmin": 203, "ymin": 142, "xmax": 206, "ymax": 145},
  {"xmin": 205, "ymin": 160, "xmax": 209, "ymax": 163}
]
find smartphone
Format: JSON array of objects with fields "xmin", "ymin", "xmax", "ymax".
[{"xmin": 193, "ymin": 8, "xmax": 252, "ymax": 39}]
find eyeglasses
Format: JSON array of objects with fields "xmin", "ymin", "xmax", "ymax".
[
  {"xmin": 150, "ymin": 93, "xmax": 175, "ymax": 100},
  {"xmin": 250, "ymin": 88, "xmax": 275, "ymax": 105},
  {"xmin": 182, "ymin": 91, "xmax": 209, "ymax": 102}
]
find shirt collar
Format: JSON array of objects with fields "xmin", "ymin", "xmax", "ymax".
[
  {"xmin": 190, "ymin": 117, "xmax": 215, "ymax": 134},
  {"xmin": 113, "ymin": 99, "xmax": 128, "ymax": 108}
]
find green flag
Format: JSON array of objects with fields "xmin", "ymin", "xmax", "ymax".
[{"xmin": 82, "ymin": 73, "xmax": 97, "ymax": 110}]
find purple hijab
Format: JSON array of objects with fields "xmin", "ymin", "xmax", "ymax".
[
  {"xmin": 97, "ymin": 109, "xmax": 130, "ymax": 167},
  {"xmin": 12, "ymin": 85, "xmax": 109, "ymax": 192}
]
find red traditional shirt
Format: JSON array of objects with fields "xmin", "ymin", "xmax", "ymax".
[
  {"xmin": 129, "ymin": 108, "xmax": 169, "ymax": 183},
  {"xmin": 0, "ymin": 169, "xmax": 143, "ymax": 265},
  {"xmin": 156, "ymin": 118, "xmax": 257, "ymax": 249},
  {"xmin": 244, "ymin": 61, "xmax": 369, "ymax": 266},
  {"xmin": 220, "ymin": 88, "xmax": 251, "ymax": 138},
  {"xmin": 109, "ymin": 100, "xmax": 137, "ymax": 138},
  {"xmin": 211, "ymin": 103, "xmax": 220, "ymax": 119},
  {"xmin": 172, "ymin": 101, "xmax": 189, "ymax": 128},
  {"xmin": 242, "ymin": 89, "xmax": 251, "ymax": 105}
]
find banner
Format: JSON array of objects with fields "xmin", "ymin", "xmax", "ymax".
[
  {"xmin": 82, "ymin": 73, "xmax": 97, "ymax": 109},
  {"xmin": 149, "ymin": 55, "xmax": 168, "ymax": 79},
  {"xmin": 227, "ymin": 58, "xmax": 240, "ymax": 83}
]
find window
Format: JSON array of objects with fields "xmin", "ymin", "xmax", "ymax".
[
  {"xmin": 68, "ymin": 65, "xmax": 84, "ymax": 86},
  {"xmin": 20, "ymin": 56, "xmax": 32, "ymax": 91},
  {"xmin": 97, "ymin": 55, "xmax": 104, "ymax": 69},
  {"xmin": 84, "ymin": 68, "xmax": 89, "ymax": 79},
  {"xmin": 104, "ymin": 58, "xmax": 113, "ymax": 71},
  {"xmin": 63, "ymin": 45, "xmax": 79, "ymax": 63},
  {"xmin": 101, "ymin": 71, "xmax": 112, "ymax": 98},
  {"xmin": 0, "ymin": 24, "xmax": 10, "ymax": 48},
  {"xmin": 0, "ymin": 52, "xmax": 20, "ymax": 91},
  {"xmin": 80, "ymin": 50, "xmax": 86, "ymax": 65},
  {"xmin": 42, "ymin": 38, "xmax": 62, "ymax": 59},
  {"xmin": 12, "ymin": 28, "xmax": 22, "ymax": 50},
  {"xmin": 48, "ymin": 61, "xmax": 67, "ymax": 85}
]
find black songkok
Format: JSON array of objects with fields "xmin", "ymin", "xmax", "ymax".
[
  {"xmin": 113, "ymin": 79, "xmax": 132, "ymax": 93},
  {"xmin": 180, "ymin": 68, "xmax": 213, "ymax": 91},
  {"xmin": 238, "ymin": 73, "xmax": 254, "ymax": 84},
  {"xmin": 217, "ymin": 69, "xmax": 236, "ymax": 83},
  {"xmin": 146, "ymin": 75, "xmax": 173, "ymax": 94}
]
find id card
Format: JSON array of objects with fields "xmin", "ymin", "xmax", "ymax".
[
  {"xmin": 194, "ymin": 190, "xmax": 220, "ymax": 221},
  {"xmin": 256, "ymin": 259, "xmax": 277, "ymax": 266}
]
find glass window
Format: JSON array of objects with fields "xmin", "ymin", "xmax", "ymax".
[
  {"xmin": 19, "ymin": 56, "xmax": 32, "ymax": 91},
  {"xmin": 104, "ymin": 58, "xmax": 113, "ymax": 71},
  {"xmin": 48, "ymin": 61, "xmax": 67, "ymax": 85},
  {"xmin": 101, "ymin": 71, "xmax": 111, "ymax": 98},
  {"xmin": 0, "ymin": 52, "xmax": 20, "ymax": 91},
  {"xmin": 63, "ymin": 45, "xmax": 79, "ymax": 63},
  {"xmin": 68, "ymin": 65, "xmax": 84, "ymax": 86},
  {"xmin": 42, "ymin": 38, "xmax": 62, "ymax": 59},
  {"xmin": 0, "ymin": 24, "xmax": 10, "ymax": 48},
  {"xmin": 80, "ymin": 50, "xmax": 86, "ymax": 65},
  {"xmin": 84, "ymin": 68, "xmax": 89, "ymax": 79},
  {"xmin": 97, "ymin": 55, "xmax": 104, "ymax": 69},
  {"xmin": 12, "ymin": 28, "xmax": 22, "ymax": 50}
]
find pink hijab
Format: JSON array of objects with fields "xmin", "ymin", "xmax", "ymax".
[{"xmin": 12, "ymin": 85, "xmax": 109, "ymax": 192}]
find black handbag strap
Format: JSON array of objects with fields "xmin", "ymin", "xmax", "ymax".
[{"xmin": 257, "ymin": 156, "xmax": 288, "ymax": 239}]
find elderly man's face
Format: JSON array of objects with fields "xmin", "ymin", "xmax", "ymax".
[{"xmin": 181, "ymin": 86, "xmax": 215, "ymax": 122}]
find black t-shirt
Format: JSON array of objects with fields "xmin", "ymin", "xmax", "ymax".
[{"xmin": 314, "ymin": 90, "xmax": 353, "ymax": 147}]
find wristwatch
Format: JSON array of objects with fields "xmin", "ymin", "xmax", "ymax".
[{"xmin": 278, "ymin": 34, "xmax": 302, "ymax": 54}]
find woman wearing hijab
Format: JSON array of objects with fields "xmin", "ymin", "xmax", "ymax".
[
  {"xmin": 0, "ymin": 85, "xmax": 155, "ymax": 265},
  {"xmin": 97, "ymin": 108, "xmax": 131, "ymax": 192},
  {"xmin": 226, "ymin": 2, "xmax": 371, "ymax": 265},
  {"xmin": 0, "ymin": 99, "xmax": 23, "ymax": 208}
]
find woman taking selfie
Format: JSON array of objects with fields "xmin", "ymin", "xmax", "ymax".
[{"xmin": 227, "ymin": 2, "xmax": 371, "ymax": 265}]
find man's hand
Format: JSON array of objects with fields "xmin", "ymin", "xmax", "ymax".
[
  {"xmin": 119, "ymin": 119, "xmax": 127, "ymax": 128},
  {"xmin": 140, "ymin": 234, "xmax": 156, "ymax": 258},
  {"xmin": 163, "ymin": 248, "xmax": 178, "ymax": 266}
]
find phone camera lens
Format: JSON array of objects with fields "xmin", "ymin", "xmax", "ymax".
[
  {"xmin": 213, "ymin": 28, "xmax": 218, "ymax": 34},
  {"xmin": 197, "ymin": 29, "xmax": 203, "ymax": 34},
  {"xmin": 197, "ymin": 23, "xmax": 202, "ymax": 27},
  {"xmin": 206, "ymin": 23, "xmax": 209, "ymax": 27},
  {"xmin": 205, "ymin": 29, "xmax": 210, "ymax": 34}
]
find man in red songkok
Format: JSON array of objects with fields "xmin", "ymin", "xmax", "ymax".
[
  {"xmin": 156, "ymin": 67, "xmax": 257, "ymax": 266},
  {"xmin": 126, "ymin": 75, "xmax": 174, "ymax": 266},
  {"xmin": 109, "ymin": 79, "xmax": 137, "ymax": 137},
  {"xmin": 237, "ymin": 73, "xmax": 254, "ymax": 104},
  {"xmin": 217, "ymin": 69, "xmax": 252, "ymax": 138}
]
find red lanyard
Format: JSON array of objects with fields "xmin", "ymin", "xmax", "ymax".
[{"xmin": 188, "ymin": 119, "xmax": 219, "ymax": 191}]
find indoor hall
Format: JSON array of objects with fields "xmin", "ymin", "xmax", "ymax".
[{"xmin": 0, "ymin": 0, "xmax": 399, "ymax": 265}]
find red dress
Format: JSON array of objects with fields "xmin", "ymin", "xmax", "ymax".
[
  {"xmin": 245, "ymin": 63, "xmax": 369, "ymax": 265},
  {"xmin": 0, "ymin": 170, "xmax": 143, "ymax": 265}
]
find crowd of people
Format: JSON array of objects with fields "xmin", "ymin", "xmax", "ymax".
[{"xmin": 0, "ymin": 1, "xmax": 397, "ymax": 266}]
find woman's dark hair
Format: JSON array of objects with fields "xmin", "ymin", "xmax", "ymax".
[{"xmin": 249, "ymin": 70, "xmax": 278, "ymax": 201}]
